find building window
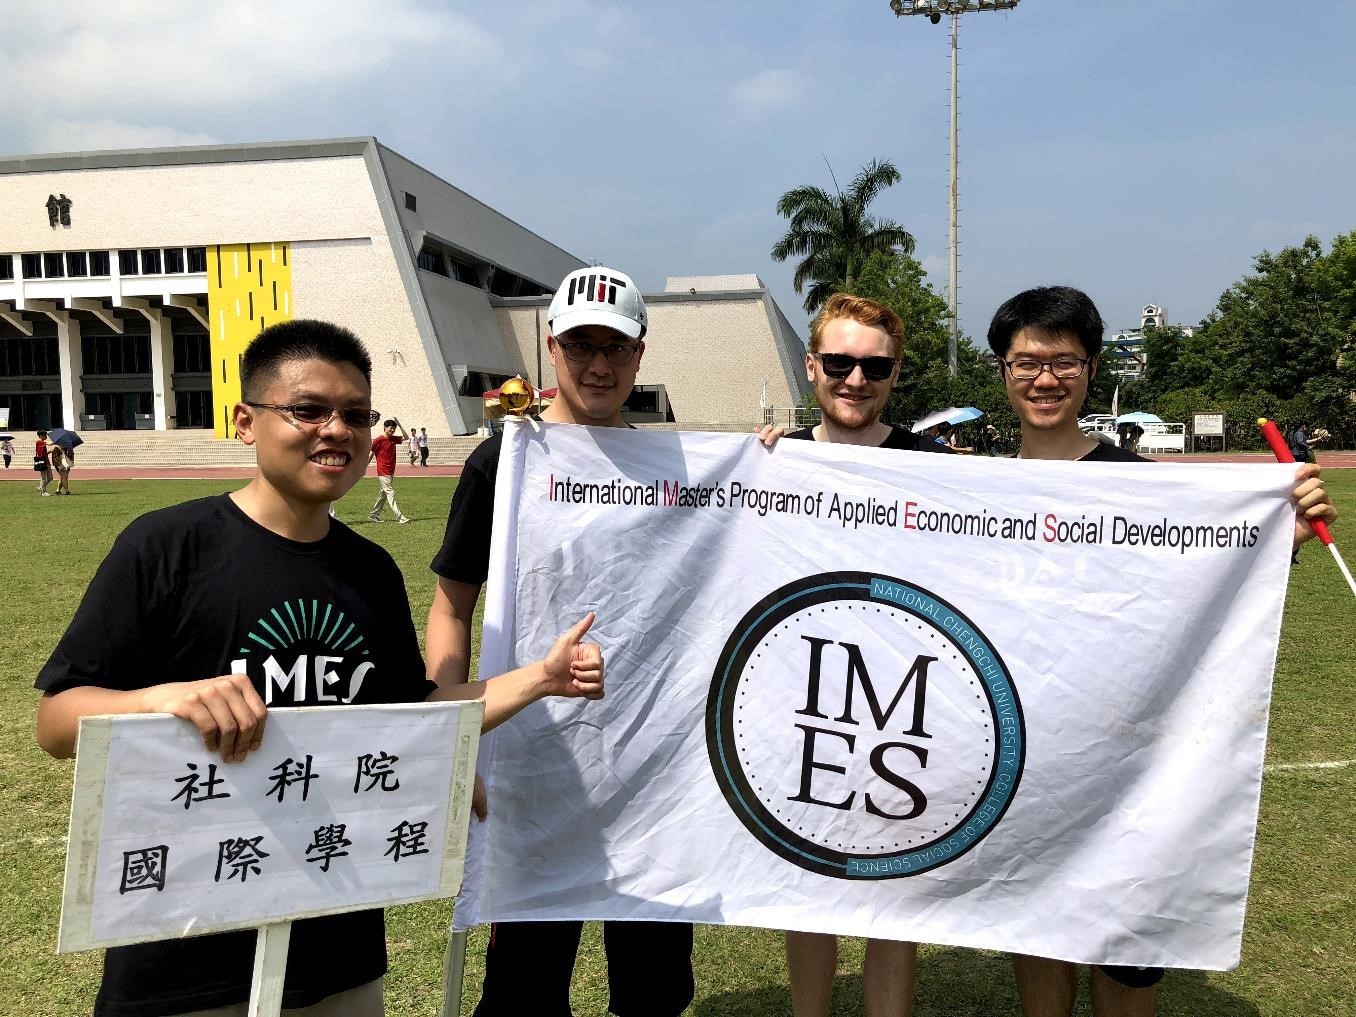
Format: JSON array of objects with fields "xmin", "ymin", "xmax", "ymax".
[
  {"xmin": 67, "ymin": 251, "xmax": 88, "ymax": 277},
  {"xmin": 140, "ymin": 249, "xmax": 162, "ymax": 274},
  {"xmin": 43, "ymin": 252, "xmax": 65, "ymax": 278},
  {"xmin": 119, "ymin": 250, "xmax": 139, "ymax": 275},
  {"xmin": 21, "ymin": 253, "xmax": 42, "ymax": 278},
  {"xmin": 404, "ymin": 192, "xmax": 417, "ymax": 211},
  {"xmin": 0, "ymin": 255, "xmax": 12, "ymax": 280},
  {"xmin": 187, "ymin": 246, "xmax": 207, "ymax": 272},
  {"xmin": 448, "ymin": 256, "xmax": 482, "ymax": 287},
  {"xmin": 89, "ymin": 250, "xmax": 110, "ymax": 276},
  {"xmin": 164, "ymin": 248, "xmax": 185, "ymax": 273},
  {"xmin": 417, "ymin": 246, "xmax": 449, "ymax": 276}
]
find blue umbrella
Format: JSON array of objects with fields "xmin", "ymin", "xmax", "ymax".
[
  {"xmin": 946, "ymin": 407, "xmax": 985, "ymax": 425},
  {"xmin": 48, "ymin": 427, "xmax": 84, "ymax": 451},
  {"xmin": 1114, "ymin": 412, "xmax": 1162, "ymax": 425}
]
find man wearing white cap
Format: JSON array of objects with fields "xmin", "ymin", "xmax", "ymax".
[{"xmin": 427, "ymin": 267, "xmax": 695, "ymax": 1017}]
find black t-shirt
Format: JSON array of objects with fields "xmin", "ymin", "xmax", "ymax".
[
  {"xmin": 431, "ymin": 431, "xmax": 504, "ymax": 587},
  {"xmin": 1078, "ymin": 440, "xmax": 1151, "ymax": 463},
  {"xmin": 37, "ymin": 494, "xmax": 435, "ymax": 1017},
  {"xmin": 785, "ymin": 424, "xmax": 955, "ymax": 453}
]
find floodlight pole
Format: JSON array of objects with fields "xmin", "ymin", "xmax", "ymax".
[{"xmin": 890, "ymin": 0, "xmax": 1020, "ymax": 376}]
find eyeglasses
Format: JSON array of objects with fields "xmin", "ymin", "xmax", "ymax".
[
  {"xmin": 1001, "ymin": 357, "xmax": 1090, "ymax": 381},
  {"xmin": 556, "ymin": 340, "xmax": 641, "ymax": 366},
  {"xmin": 245, "ymin": 402, "xmax": 381, "ymax": 428},
  {"xmin": 813, "ymin": 353, "xmax": 897, "ymax": 382}
]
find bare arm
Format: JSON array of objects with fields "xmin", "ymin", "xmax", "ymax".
[
  {"xmin": 426, "ymin": 577, "xmax": 482, "ymax": 688},
  {"xmin": 427, "ymin": 613, "xmax": 602, "ymax": 733},
  {"xmin": 36, "ymin": 675, "xmax": 267, "ymax": 762}
]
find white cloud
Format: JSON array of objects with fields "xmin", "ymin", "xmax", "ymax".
[
  {"xmin": 29, "ymin": 119, "xmax": 220, "ymax": 154},
  {"xmin": 728, "ymin": 69, "xmax": 806, "ymax": 119},
  {"xmin": 1, "ymin": 0, "xmax": 506, "ymax": 114},
  {"xmin": 920, "ymin": 254, "xmax": 947, "ymax": 285}
]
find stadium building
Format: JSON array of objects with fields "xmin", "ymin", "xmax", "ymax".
[{"xmin": 0, "ymin": 138, "xmax": 809, "ymax": 450}]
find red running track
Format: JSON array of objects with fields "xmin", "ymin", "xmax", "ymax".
[{"xmin": 2, "ymin": 454, "xmax": 1353, "ymax": 483}]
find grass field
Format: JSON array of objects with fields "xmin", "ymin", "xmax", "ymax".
[{"xmin": 1, "ymin": 473, "xmax": 1352, "ymax": 1017}]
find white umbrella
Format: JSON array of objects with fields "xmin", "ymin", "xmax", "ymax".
[
  {"xmin": 911, "ymin": 407, "xmax": 963, "ymax": 433},
  {"xmin": 1115, "ymin": 412, "xmax": 1162, "ymax": 425}
]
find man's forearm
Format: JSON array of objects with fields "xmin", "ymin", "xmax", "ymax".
[
  {"xmin": 426, "ymin": 577, "xmax": 481, "ymax": 688},
  {"xmin": 427, "ymin": 661, "xmax": 548, "ymax": 733}
]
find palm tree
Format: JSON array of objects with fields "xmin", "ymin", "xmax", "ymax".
[{"xmin": 770, "ymin": 159, "xmax": 915, "ymax": 314}]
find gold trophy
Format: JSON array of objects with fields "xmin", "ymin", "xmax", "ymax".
[{"xmin": 497, "ymin": 376, "xmax": 540, "ymax": 431}]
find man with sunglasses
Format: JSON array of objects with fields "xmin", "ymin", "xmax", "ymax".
[
  {"xmin": 427, "ymin": 266, "xmax": 696, "ymax": 1017},
  {"xmin": 34, "ymin": 319, "xmax": 607, "ymax": 1017},
  {"xmin": 784, "ymin": 293, "xmax": 954, "ymax": 456},
  {"xmin": 368, "ymin": 416, "xmax": 411, "ymax": 523},
  {"xmin": 988, "ymin": 285, "xmax": 1337, "ymax": 1017},
  {"xmin": 777, "ymin": 292, "xmax": 950, "ymax": 1017}
]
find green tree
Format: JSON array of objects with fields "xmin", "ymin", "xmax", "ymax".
[
  {"xmin": 1197, "ymin": 236, "xmax": 1346, "ymax": 399},
  {"xmin": 771, "ymin": 159, "xmax": 915, "ymax": 314}
]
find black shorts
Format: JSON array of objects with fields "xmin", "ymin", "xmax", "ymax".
[{"xmin": 1098, "ymin": 964, "xmax": 1165, "ymax": 988}]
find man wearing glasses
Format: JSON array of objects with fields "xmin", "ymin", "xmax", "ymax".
[
  {"xmin": 777, "ymin": 292, "xmax": 950, "ymax": 1017},
  {"xmin": 427, "ymin": 267, "xmax": 696, "ymax": 1017},
  {"xmin": 988, "ymin": 285, "xmax": 1336, "ymax": 1017},
  {"xmin": 34, "ymin": 319, "xmax": 607, "ymax": 1017}
]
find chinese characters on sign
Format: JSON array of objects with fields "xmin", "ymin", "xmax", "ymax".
[{"xmin": 59, "ymin": 704, "xmax": 482, "ymax": 954}]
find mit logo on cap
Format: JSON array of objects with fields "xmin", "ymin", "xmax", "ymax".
[
  {"xmin": 569, "ymin": 272, "xmax": 628, "ymax": 307},
  {"xmin": 549, "ymin": 266, "xmax": 648, "ymax": 340}
]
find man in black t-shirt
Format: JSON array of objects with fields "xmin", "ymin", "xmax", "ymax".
[
  {"xmin": 771, "ymin": 292, "xmax": 942, "ymax": 1017},
  {"xmin": 987, "ymin": 286, "xmax": 1337, "ymax": 1017},
  {"xmin": 428, "ymin": 266, "xmax": 697, "ymax": 1017},
  {"xmin": 35, "ymin": 320, "xmax": 605, "ymax": 1017}
]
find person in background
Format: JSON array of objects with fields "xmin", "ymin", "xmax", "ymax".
[
  {"xmin": 418, "ymin": 427, "xmax": 430, "ymax": 467},
  {"xmin": 1, "ymin": 434, "xmax": 13, "ymax": 469},
  {"xmin": 50, "ymin": 441, "xmax": 73, "ymax": 495},
  {"xmin": 35, "ymin": 429, "xmax": 52, "ymax": 496},
  {"xmin": 368, "ymin": 417, "xmax": 410, "ymax": 524}
]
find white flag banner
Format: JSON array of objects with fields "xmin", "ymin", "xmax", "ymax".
[{"xmin": 459, "ymin": 421, "xmax": 1296, "ymax": 971}]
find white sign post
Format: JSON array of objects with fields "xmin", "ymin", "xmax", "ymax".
[
  {"xmin": 1193, "ymin": 412, "xmax": 1226, "ymax": 452},
  {"xmin": 60, "ymin": 701, "xmax": 483, "ymax": 1017}
]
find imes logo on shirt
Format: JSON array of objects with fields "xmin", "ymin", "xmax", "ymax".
[
  {"xmin": 229, "ymin": 599, "xmax": 374, "ymax": 705},
  {"xmin": 706, "ymin": 572, "xmax": 1024, "ymax": 879}
]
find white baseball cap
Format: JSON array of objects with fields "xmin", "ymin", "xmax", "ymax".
[{"xmin": 547, "ymin": 267, "xmax": 648, "ymax": 340}]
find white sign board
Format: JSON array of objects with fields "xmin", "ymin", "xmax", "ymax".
[
  {"xmin": 459, "ymin": 423, "xmax": 1295, "ymax": 971},
  {"xmin": 1194, "ymin": 413, "xmax": 1225, "ymax": 436},
  {"xmin": 60, "ymin": 701, "xmax": 482, "ymax": 953}
]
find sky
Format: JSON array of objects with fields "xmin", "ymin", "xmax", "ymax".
[{"xmin": 4, "ymin": 0, "xmax": 1356, "ymax": 344}]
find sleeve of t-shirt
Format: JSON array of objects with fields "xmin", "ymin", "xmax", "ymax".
[
  {"xmin": 430, "ymin": 448, "xmax": 496, "ymax": 585},
  {"xmin": 36, "ymin": 528, "xmax": 159, "ymax": 695}
]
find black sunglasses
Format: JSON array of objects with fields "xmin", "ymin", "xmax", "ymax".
[{"xmin": 814, "ymin": 352, "xmax": 896, "ymax": 382}]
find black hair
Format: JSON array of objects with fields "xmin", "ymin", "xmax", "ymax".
[
  {"xmin": 37, "ymin": 429, "xmax": 48, "ymax": 438},
  {"xmin": 240, "ymin": 319, "xmax": 372, "ymax": 401},
  {"xmin": 382, "ymin": 419, "xmax": 396, "ymax": 429},
  {"xmin": 986, "ymin": 286, "xmax": 1104, "ymax": 360}
]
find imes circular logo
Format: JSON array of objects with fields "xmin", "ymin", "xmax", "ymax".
[{"xmin": 706, "ymin": 572, "xmax": 1024, "ymax": 879}]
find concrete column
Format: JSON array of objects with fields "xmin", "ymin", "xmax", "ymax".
[
  {"xmin": 55, "ymin": 315, "xmax": 83, "ymax": 430},
  {"xmin": 151, "ymin": 310, "xmax": 173, "ymax": 429}
]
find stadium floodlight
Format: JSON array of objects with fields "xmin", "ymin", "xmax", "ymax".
[{"xmin": 890, "ymin": 0, "xmax": 1020, "ymax": 375}]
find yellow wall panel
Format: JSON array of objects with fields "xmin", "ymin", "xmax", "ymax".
[{"xmin": 207, "ymin": 242, "xmax": 294, "ymax": 437}]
